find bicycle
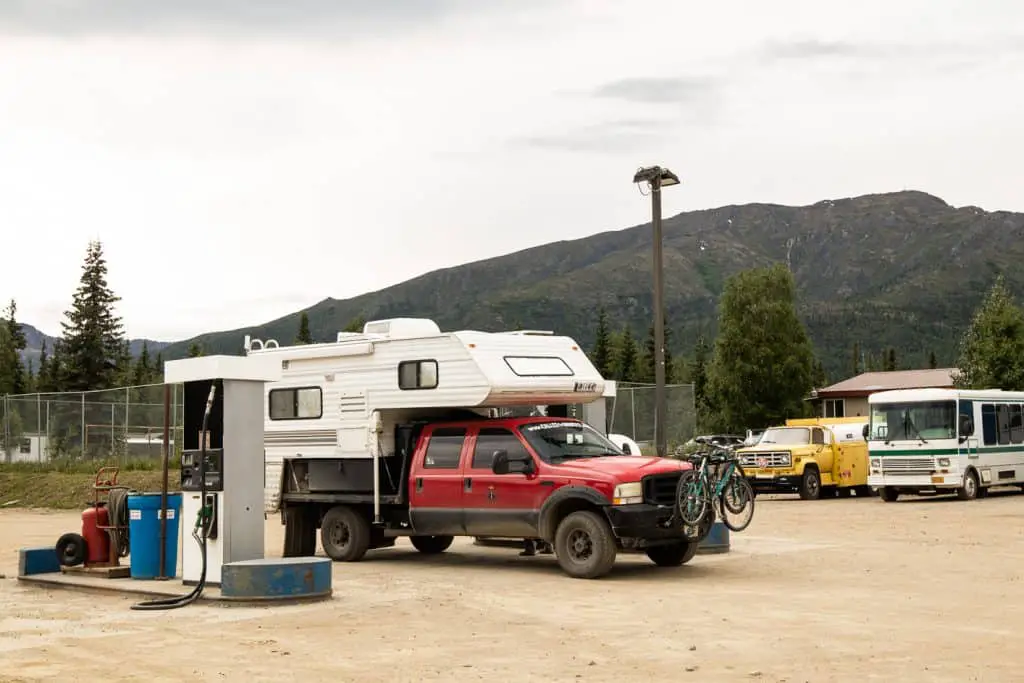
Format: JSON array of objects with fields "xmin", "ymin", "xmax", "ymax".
[{"xmin": 675, "ymin": 444, "xmax": 756, "ymax": 534}]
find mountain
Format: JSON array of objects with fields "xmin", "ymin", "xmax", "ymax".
[
  {"xmin": 159, "ymin": 190, "xmax": 1024, "ymax": 381},
  {"xmin": 17, "ymin": 323, "xmax": 171, "ymax": 372}
]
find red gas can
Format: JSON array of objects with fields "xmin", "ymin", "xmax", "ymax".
[{"xmin": 81, "ymin": 504, "xmax": 111, "ymax": 565}]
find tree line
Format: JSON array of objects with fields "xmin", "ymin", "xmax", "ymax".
[{"xmin": 0, "ymin": 241, "xmax": 162, "ymax": 399}]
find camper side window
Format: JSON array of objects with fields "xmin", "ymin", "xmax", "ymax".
[
  {"xmin": 423, "ymin": 427, "xmax": 466, "ymax": 469},
  {"xmin": 398, "ymin": 360, "xmax": 438, "ymax": 390},
  {"xmin": 268, "ymin": 387, "xmax": 323, "ymax": 420}
]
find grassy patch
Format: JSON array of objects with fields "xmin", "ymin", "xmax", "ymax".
[{"xmin": 0, "ymin": 463, "xmax": 180, "ymax": 509}]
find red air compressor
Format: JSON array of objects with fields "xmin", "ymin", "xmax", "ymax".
[{"xmin": 55, "ymin": 467, "xmax": 132, "ymax": 569}]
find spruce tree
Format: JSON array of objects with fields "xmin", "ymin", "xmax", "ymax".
[
  {"xmin": 3, "ymin": 300, "xmax": 27, "ymax": 394},
  {"xmin": 641, "ymin": 318, "xmax": 674, "ymax": 384},
  {"xmin": 883, "ymin": 348, "xmax": 897, "ymax": 371},
  {"xmin": 187, "ymin": 342, "xmax": 204, "ymax": 357},
  {"xmin": 615, "ymin": 326, "xmax": 638, "ymax": 383},
  {"xmin": 296, "ymin": 312, "xmax": 314, "ymax": 344},
  {"xmin": 928, "ymin": 350, "xmax": 938, "ymax": 369},
  {"xmin": 591, "ymin": 307, "xmax": 613, "ymax": 378},
  {"xmin": 59, "ymin": 240, "xmax": 126, "ymax": 391},
  {"xmin": 36, "ymin": 340, "xmax": 51, "ymax": 392},
  {"xmin": 133, "ymin": 341, "xmax": 154, "ymax": 385},
  {"xmin": 343, "ymin": 315, "xmax": 367, "ymax": 333},
  {"xmin": 851, "ymin": 341, "xmax": 862, "ymax": 376}
]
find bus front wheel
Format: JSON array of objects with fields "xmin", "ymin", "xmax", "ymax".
[
  {"xmin": 878, "ymin": 487, "xmax": 899, "ymax": 503},
  {"xmin": 956, "ymin": 470, "xmax": 979, "ymax": 501}
]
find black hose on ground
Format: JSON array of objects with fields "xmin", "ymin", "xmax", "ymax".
[{"xmin": 130, "ymin": 381, "xmax": 216, "ymax": 611}]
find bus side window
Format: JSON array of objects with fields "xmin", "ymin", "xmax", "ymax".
[
  {"xmin": 982, "ymin": 404, "xmax": 998, "ymax": 445},
  {"xmin": 1012, "ymin": 405, "xmax": 1024, "ymax": 444},
  {"xmin": 997, "ymin": 404, "xmax": 1011, "ymax": 445}
]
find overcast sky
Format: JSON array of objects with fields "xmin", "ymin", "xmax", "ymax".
[{"xmin": 3, "ymin": 0, "xmax": 1023, "ymax": 342}]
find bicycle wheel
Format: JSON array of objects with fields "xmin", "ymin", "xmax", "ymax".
[
  {"xmin": 682, "ymin": 503, "xmax": 715, "ymax": 542},
  {"xmin": 718, "ymin": 474, "xmax": 755, "ymax": 532},
  {"xmin": 675, "ymin": 469, "xmax": 709, "ymax": 526}
]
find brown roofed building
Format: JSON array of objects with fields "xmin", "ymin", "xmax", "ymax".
[{"xmin": 808, "ymin": 368, "xmax": 958, "ymax": 419}]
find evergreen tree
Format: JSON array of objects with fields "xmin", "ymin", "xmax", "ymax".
[
  {"xmin": 343, "ymin": 314, "xmax": 367, "ymax": 333},
  {"xmin": 591, "ymin": 307, "xmax": 613, "ymax": 378},
  {"xmin": 133, "ymin": 341, "xmax": 154, "ymax": 385},
  {"xmin": 36, "ymin": 340, "xmax": 51, "ymax": 392},
  {"xmin": 883, "ymin": 347, "xmax": 897, "ymax": 371},
  {"xmin": 953, "ymin": 275, "xmax": 1024, "ymax": 390},
  {"xmin": 705, "ymin": 264, "xmax": 815, "ymax": 432},
  {"xmin": 155, "ymin": 351, "xmax": 164, "ymax": 379},
  {"xmin": 928, "ymin": 350, "xmax": 938, "ymax": 369},
  {"xmin": 59, "ymin": 240, "xmax": 126, "ymax": 391},
  {"xmin": 640, "ymin": 317, "xmax": 674, "ymax": 384},
  {"xmin": 851, "ymin": 341, "xmax": 862, "ymax": 376},
  {"xmin": 296, "ymin": 312, "xmax": 313, "ymax": 344},
  {"xmin": 690, "ymin": 335, "xmax": 710, "ymax": 429},
  {"xmin": 614, "ymin": 326, "xmax": 638, "ymax": 383},
  {"xmin": 812, "ymin": 359, "xmax": 827, "ymax": 388},
  {"xmin": 2, "ymin": 300, "xmax": 27, "ymax": 394},
  {"xmin": 0, "ymin": 324, "xmax": 17, "ymax": 395},
  {"xmin": 187, "ymin": 342, "xmax": 204, "ymax": 358}
]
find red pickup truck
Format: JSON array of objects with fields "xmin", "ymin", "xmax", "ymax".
[{"xmin": 279, "ymin": 415, "xmax": 699, "ymax": 578}]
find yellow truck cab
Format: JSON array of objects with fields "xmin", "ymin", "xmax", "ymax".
[{"xmin": 735, "ymin": 417, "xmax": 873, "ymax": 499}]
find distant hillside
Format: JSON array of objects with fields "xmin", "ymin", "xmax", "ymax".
[
  {"xmin": 18, "ymin": 323, "xmax": 171, "ymax": 373},
  {"xmin": 160, "ymin": 190, "xmax": 1024, "ymax": 380}
]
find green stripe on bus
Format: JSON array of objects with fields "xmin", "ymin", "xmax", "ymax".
[{"xmin": 871, "ymin": 446, "xmax": 1024, "ymax": 456}]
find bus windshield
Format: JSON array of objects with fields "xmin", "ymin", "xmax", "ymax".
[
  {"xmin": 869, "ymin": 401, "xmax": 956, "ymax": 441},
  {"xmin": 758, "ymin": 427, "xmax": 810, "ymax": 445}
]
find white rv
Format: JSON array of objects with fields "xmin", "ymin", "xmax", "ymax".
[{"xmin": 246, "ymin": 318, "xmax": 606, "ymax": 516}]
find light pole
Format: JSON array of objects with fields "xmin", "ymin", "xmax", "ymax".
[{"xmin": 632, "ymin": 165, "xmax": 680, "ymax": 457}]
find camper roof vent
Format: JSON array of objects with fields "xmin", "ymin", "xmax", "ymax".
[
  {"xmin": 499, "ymin": 329, "xmax": 554, "ymax": 336},
  {"xmin": 360, "ymin": 318, "xmax": 442, "ymax": 339}
]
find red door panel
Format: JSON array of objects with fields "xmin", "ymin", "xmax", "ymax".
[
  {"xmin": 463, "ymin": 426, "xmax": 543, "ymax": 537},
  {"xmin": 409, "ymin": 426, "xmax": 468, "ymax": 536}
]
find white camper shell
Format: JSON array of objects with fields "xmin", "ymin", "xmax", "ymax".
[{"xmin": 246, "ymin": 317, "xmax": 606, "ymax": 514}]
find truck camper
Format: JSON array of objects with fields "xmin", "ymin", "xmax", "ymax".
[{"xmin": 248, "ymin": 318, "xmax": 700, "ymax": 579}]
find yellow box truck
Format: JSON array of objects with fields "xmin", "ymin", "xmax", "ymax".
[{"xmin": 735, "ymin": 417, "xmax": 873, "ymax": 499}]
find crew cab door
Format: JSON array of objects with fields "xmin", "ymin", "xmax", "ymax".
[
  {"xmin": 463, "ymin": 426, "xmax": 543, "ymax": 538},
  {"xmin": 408, "ymin": 426, "xmax": 469, "ymax": 536}
]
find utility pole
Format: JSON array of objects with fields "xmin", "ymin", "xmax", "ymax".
[{"xmin": 632, "ymin": 165, "xmax": 680, "ymax": 457}]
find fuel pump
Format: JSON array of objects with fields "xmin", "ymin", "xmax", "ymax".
[{"xmin": 131, "ymin": 355, "xmax": 280, "ymax": 610}]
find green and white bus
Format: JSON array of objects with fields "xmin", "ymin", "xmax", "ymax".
[{"xmin": 866, "ymin": 387, "xmax": 1024, "ymax": 502}]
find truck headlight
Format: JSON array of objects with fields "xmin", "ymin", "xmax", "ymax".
[
  {"xmin": 613, "ymin": 482, "xmax": 643, "ymax": 505},
  {"xmin": 937, "ymin": 457, "xmax": 950, "ymax": 467}
]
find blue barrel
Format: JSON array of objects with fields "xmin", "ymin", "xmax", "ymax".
[
  {"xmin": 697, "ymin": 521, "xmax": 731, "ymax": 554},
  {"xmin": 127, "ymin": 493, "xmax": 182, "ymax": 579}
]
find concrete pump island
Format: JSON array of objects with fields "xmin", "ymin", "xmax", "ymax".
[{"xmin": 3, "ymin": 319, "xmax": 1023, "ymax": 681}]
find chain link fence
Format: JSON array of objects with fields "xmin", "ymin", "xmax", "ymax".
[
  {"xmin": 608, "ymin": 382, "xmax": 697, "ymax": 450},
  {"xmin": 0, "ymin": 383, "xmax": 185, "ymax": 464}
]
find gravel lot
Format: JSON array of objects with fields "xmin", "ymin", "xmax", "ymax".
[{"xmin": 2, "ymin": 490, "xmax": 1023, "ymax": 682}]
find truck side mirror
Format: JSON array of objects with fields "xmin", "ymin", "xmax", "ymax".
[
  {"xmin": 492, "ymin": 449, "xmax": 533, "ymax": 475},
  {"xmin": 959, "ymin": 415, "xmax": 974, "ymax": 440},
  {"xmin": 862, "ymin": 424, "xmax": 870, "ymax": 439}
]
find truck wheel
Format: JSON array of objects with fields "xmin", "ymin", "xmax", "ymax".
[
  {"xmin": 644, "ymin": 541, "xmax": 696, "ymax": 567},
  {"xmin": 282, "ymin": 506, "xmax": 317, "ymax": 557},
  {"xmin": 554, "ymin": 510, "xmax": 617, "ymax": 579},
  {"xmin": 320, "ymin": 505, "xmax": 371, "ymax": 562},
  {"xmin": 956, "ymin": 470, "xmax": 979, "ymax": 501},
  {"xmin": 878, "ymin": 487, "xmax": 899, "ymax": 502},
  {"xmin": 410, "ymin": 535, "xmax": 454, "ymax": 554},
  {"xmin": 798, "ymin": 468, "xmax": 821, "ymax": 500},
  {"xmin": 854, "ymin": 485, "xmax": 875, "ymax": 497}
]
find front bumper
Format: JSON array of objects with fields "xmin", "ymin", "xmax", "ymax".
[
  {"xmin": 868, "ymin": 473, "xmax": 962, "ymax": 490},
  {"xmin": 746, "ymin": 472, "xmax": 802, "ymax": 493},
  {"xmin": 604, "ymin": 503, "xmax": 686, "ymax": 543}
]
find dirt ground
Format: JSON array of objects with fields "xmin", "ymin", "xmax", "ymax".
[{"xmin": 2, "ymin": 490, "xmax": 1023, "ymax": 683}]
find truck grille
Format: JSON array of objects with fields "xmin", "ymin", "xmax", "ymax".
[
  {"xmin": 642, "ymin": 471, "xmax": 684, "ymax": 507},
  {"xmin": 739, "ymin": 451, "xmax": 792, "ymax": 468},
  {"xmin": 881, "ymin": 457, "xmax": 934, "ymax": 475}
]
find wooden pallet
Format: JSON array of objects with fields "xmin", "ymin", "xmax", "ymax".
[{"xmin": 60, "ymin": 564, "xmax": 131, "ymax": 579}]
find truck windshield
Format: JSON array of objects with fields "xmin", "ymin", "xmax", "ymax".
[
  {"xmin": 758, "ymin": 427, "xmax": 810, "ymax": 445},
  {"xmin": 869, "ymin": 401, "xmax": 956, "ymax": 441},
  {"xmin": 518, "ymin": 421, "xmax": 625, "ymax": 463}
]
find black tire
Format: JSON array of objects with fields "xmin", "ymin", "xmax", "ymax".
[
  {"xmin": 718, "ymin": 477, "xmax": 755, "ymax": 532},
  {"xmin": 554, "ymin": 510, "xmax": 617, "ymax": 579},
  {"xmin": 320, "ymin": 505, "xmax": 371, "ymax": 561},
  {"xmin": 878, "ymin": 487, "xmax": 899, "ymax": 503},
  {"xmin": 645, "ymin": 541, "xmax": 696, "ymax": 567},
  {"xmin": 409, "ymin": 535, "xmax": 454, "ymax": 554},
  {"xmin": 956, "ymin": 470, "xmax": 979, "ymax": 501},
  {"xmin": 282, "ymin": 506, "xmax": 317, "ymax": 558},
  {"xmin": 798, "ymin": 468, "xmax": 821, "ymax": 500},
  {"xmin": 55, "ymin": 532, "xmax": 87, "ymax": 567}
]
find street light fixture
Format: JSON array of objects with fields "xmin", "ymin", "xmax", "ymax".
[{"xmin": 632, "ymin": 165, "xmax": 680, "ymax": 458}]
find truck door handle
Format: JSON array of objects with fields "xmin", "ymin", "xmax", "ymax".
[
  {"xmin": 464, "ymin": 477, "xmax": 472, "ymax": 491},
  {"xmin": 415, "ymin": 477, "xmax": 423, "ymax": 492}
]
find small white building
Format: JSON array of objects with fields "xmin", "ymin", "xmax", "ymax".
[{"xmin": 8, "ymin": 433, "xmax": 49, "ymax": 463}]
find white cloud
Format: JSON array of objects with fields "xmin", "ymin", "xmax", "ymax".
[{"xmin": 2, "ymin": 0, "xmax": 1023, "ymax": 341}]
